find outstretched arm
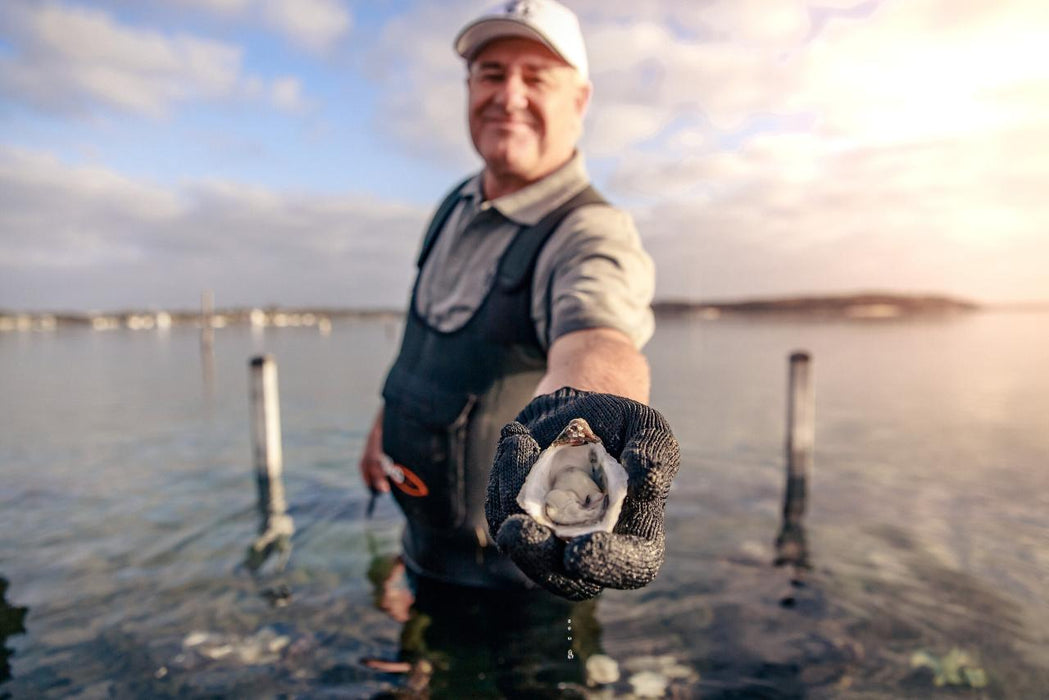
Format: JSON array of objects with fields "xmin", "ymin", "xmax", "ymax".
[
  {"xmin": 533, "ymin": 327, "xmax": 650, "ymax": 404},
  {"xmin": 486, "ymin": 329, "xmax": 678, "ymax": 601}
]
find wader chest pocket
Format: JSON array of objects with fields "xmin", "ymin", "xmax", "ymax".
[{"xmin": 382, "ymin": 370, "xmax": 476, "ymax": 531}]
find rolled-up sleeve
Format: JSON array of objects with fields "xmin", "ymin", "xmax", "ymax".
[{"xmin": 532, "ymin": 204, "xmax": 655, "ymax": 351}]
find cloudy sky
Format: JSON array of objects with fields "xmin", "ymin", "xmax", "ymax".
[{"xmin": 1, "ymin": 0, "xmax": 1046, "ymax": 313}]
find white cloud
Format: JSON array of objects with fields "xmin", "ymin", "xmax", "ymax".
[
  {"xmin": 260, "ymin": 0, "xmax": 351, "ymax": 53},
  {"xmin": 0, "ymin": 3, "xmax": 241, "ymax": 117},
  {"xmin": 0, "ymin": 147, "xmax": 427, "ymax": 310},
  {"xmin": 365, "ymin": 0, "xmax": 478, "ymax": 167},
  {"xmin": 270, "ymin": 76, "xmax": 310, "ymax": 113},
  {"xmin": 572, "ymin": 0, "xmax": 1049, "ymax": 303},
  {"xmin": 623, "ymin": 116, "xmax": 1049, "ymax": 303},
  {"xmin": 793, "ymin": 0, "xmax": 1049, "ymax": 145},
  {"xmin": 172, "ymin": 0, "xmax": 351, "ymax": 51},
  {"xmin": 0, "ymin": 1, "xmax": 315, "ymax": 118},
  {"xmin": 174, "ymin": 0, "xmax": 253, "ymax": 14},
  {"xmin": 583, "ymin": 103, "xmax": 670, "ymax": 157},
  {"xmin": 0, "ymin": 147, "xmax": 183, "ymax": 268},
  {"xmin": 691, "ymin": 0, "xmax": 812, "ymax": 45},
  {"xmin": 585, "ymin": 21, "xmax": 803, "ymax": 132}
]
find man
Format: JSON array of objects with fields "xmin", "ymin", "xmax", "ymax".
[{"xmin": 359, "ymin": 0, "xmax": 678, "ymax": 601}]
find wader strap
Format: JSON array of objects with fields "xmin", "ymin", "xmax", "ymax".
[
  {"xmin": 496, "ymin": 185, "xmax": 607, "ymax": 291},
  {"xmin": 416, "ymin": 177, "xmax": 472, "ymax": 269}
]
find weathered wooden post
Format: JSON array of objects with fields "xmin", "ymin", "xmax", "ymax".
[
  {"xmin": 246, "ymin": 354, "xmax": 294, "ymax": 572},
  {"xmin": 200, "ymin": 289, "xmax": 215, "ymax": 351},
  {"xmin": 200, "ymin": 290, "xmax": 215, "ymax": 390},
  {"xmin": 776, "ymin": 351, "xmax": 813, "ymax": 569},
  {"xmin": 785, "ymin": 351, "xmax": 814, "ymax": 520}
]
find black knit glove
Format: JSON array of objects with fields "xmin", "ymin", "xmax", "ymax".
[{"xmin": 485, "ymin": 387, "xmax": 680, "ymax": 601}]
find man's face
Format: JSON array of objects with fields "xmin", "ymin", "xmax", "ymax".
[{"xmin": 467, "ymin": 37, "xmax": 590, "ymax": 187}]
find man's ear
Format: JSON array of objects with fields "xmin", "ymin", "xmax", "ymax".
[{"xmin": 576, "ymin": 80, "xmax": 593, "ymax": 117}]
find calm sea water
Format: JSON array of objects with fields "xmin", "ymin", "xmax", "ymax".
[{"xmin": 1, "ymin": 311, "xmax": 1047, "ymax": 698}]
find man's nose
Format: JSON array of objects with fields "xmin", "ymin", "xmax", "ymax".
[{"xmin": 493, "ymin": 73, "xmax": 528, "ymax": 110}]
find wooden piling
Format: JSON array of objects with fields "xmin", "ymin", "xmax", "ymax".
[
  {"xmin": 250, "ymin": 355, "xmax": 284, "ymax": 488},
  {"xmin": 200, "ymin": 291, "xmax": 215, "ymax": 391},
  {"xmin": 785, "ymin": 351, "xmax": 814, "ymax": 519},
  {"xmin": 776, "ymin": 351, "xmax": 813, "ymax": 569},
  {"xmin": 246, "ymin": 354, "xmax": 294, "ymax": 571},
  {"xmin": 200, "ymin": 289, "xmax": 215, "ymax": 351}
]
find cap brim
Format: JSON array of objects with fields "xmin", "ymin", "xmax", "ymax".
[{"xmin": 455, "ymin": 18, "xmax": 563, "ymax": 63}]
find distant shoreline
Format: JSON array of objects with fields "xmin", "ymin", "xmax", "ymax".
[
  {"xmin": 2, "ymin": 293, "xmax": 1047, "ymax": 332},
  {"xmin": 652, "ymin": 292, "xmax": 983, "ymax": 320},
  {"xmin": 0, "ymin": 306, "xmax": 402, "ymax": 333}
]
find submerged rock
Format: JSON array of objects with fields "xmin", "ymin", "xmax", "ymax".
[{"xmin": 585, "ymin": 653, "xmax": 620, "ymax": 686}]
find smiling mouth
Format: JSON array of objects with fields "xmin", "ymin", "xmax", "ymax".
[
  {"xmin": 483, "ymin": 117, "xmax": 535, "ymax": 130},
  {"xmin": 480, "ymin": 109, "xmax": 536, "ymax": 125}
]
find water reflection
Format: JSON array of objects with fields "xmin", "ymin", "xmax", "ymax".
[
  {"xmin": 0, "ymin": 576, "xmax": 28, "ymax": 684},
  {"xmin": 774, "ymin": 480, "xmax": 811, "ymax": 574},
  {"xmin": 200, "ymin": 337, "xmax": 215, "ymax": 398},
  {"xmin": 365, "ymin": 552, "xmax": 600, "ymax": 698}
]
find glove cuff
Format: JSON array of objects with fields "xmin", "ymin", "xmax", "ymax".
[{"xmin": 515, "ymin": 387, "xmax": 673, "ymax": 459}]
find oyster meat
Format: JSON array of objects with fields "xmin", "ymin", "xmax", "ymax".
[{"xmin": 517, "ymin": 418, "xmax": 629, "ymax": 539}]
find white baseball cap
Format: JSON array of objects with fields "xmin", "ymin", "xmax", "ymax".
[{"xmin": 454, "ymin": 0, "xmax": 589, "ymax": 80}]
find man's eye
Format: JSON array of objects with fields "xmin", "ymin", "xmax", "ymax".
[{"xmin": 480, "ymin": 72, "xmax": 505, "ymax": 83}]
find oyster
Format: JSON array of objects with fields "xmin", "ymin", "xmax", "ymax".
[{"xmin": 517, "ymin": 418, "xmax": 629, "ymax": 539}]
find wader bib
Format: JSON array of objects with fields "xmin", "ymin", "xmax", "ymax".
[{"xmin": 381, "ymin": 182, "xmax": 606, "ymax": 588}]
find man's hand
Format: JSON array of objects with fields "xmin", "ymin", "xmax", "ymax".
[
  {"xmin": 359, "ymin": 408, "xmax": 391, "ymax": 495},
  {"xmin": 485, "ymin": 388, "xmax": 679, "ymax": 600}
]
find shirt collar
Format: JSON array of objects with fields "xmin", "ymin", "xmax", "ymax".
[{"xmin": 462, "ymin": 152, "xmax": 590, "ymax": 226}]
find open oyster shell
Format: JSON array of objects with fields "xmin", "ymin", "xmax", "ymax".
[{"xmin": 516, "ymin": 418, "xmax": 629, "ymax": 539}]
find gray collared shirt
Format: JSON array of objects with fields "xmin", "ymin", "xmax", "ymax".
[{"xmin": 415, "ymin": 153, "xmax": 655, "ymax": 350}]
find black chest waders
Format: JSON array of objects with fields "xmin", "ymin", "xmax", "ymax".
[{"xmin": 381, "ymin": 182, "xmax": 606, "ymax": 588}]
